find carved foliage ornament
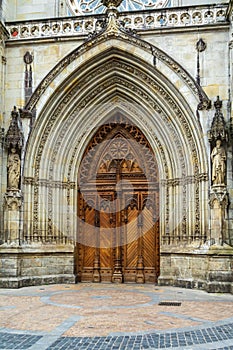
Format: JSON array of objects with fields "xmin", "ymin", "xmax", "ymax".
[{"xmin": 79, "ymin": 117, "xmax": 158, "ymax": 184}]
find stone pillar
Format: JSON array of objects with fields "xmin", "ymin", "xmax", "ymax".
[
  {"xmin": 208, "ymin": 97, "xmax": 229, "ymax": 246},
  {"xmin": 209, "ymin": 186, "xmax": 229, "ymax": 245},
  {"xmin": 4, "ymin": 190, "xmax": 22, "ymax": 245},
  {"xmin": 3, "ymin": 107, "xmax": 24, "ymax": 245}
]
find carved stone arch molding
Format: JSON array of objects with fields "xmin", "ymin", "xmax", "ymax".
[
  {"xmin": 22, "ymin": 40, "xmax": 209, "ymax": 249},
  {"xmin": 24, "ymin": 32, "xmax": 210, "ymax": 116}
]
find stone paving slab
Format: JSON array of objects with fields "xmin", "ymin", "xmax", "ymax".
[
  {"xmin": 46, "ymin": 324, "xmax": 233, "ymax": 349},
  {"xmin": 0, "ymin": 332, "xmax": 42, "ymax": 349},
  {"xmin": 0, "ymin": 284, "xmax": 232, "ymax": 349}
]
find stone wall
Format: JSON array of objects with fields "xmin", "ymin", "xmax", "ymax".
[
  {"xmin": 4, "ymin": 0, "xmax": 58, "ymax": 21},
  {"xmin": 3, "ymin": 18, "xmax": 230, "ymax": 123},
  {"xmin": 0, "ymin": 1, "xmax": 232, "ymax": 292},
  {"xmin": 159, "ymin": 248, "xmax": 233, "ymax": 293},
  {"xmin": 0, "ymin": 246, "xmax": 74, "ymax": 288}
]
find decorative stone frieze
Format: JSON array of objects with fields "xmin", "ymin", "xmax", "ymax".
[
  {"xmin": 23, "ymin": 177, "xmax": 76, "ymax": 189},
  {"xmin": 6, "ymin": 5, "xmax": 228, "ymax": 41}
]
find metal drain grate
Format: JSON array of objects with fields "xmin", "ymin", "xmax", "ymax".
[{"xmin": 158, "ymin": 301, "xmax": 182, "ymax": 306}]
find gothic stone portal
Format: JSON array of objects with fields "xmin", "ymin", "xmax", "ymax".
[{"xmin": 76, "ymin": 117, "xmax": 160, "ymax": 283}]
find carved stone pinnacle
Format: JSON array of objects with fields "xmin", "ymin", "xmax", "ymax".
[
  {"xmin": 208, "ymin": 96, "xmax": 228, "ymax": 143},
  {"xmin": 101, "ymin": 0, "xmax": 123, "ymax": 9}
]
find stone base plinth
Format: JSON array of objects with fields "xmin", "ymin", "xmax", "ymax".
[
  {"xmin": 0, "ymin": 245, "xmax": 75, "ymax": 288},
  {"xmin": 158, "ymin": 277, "xmax": 206, "ymax": 290},
  {"xmin": 0, "ymin": 274, "xmax": 75, "ymax": 288},
  {"xmin": 158, "ymin": 245, "xmax": 233, "ymax": 294}
]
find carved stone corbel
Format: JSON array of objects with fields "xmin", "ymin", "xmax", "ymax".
[
  {"xmin": 209, "ymin": 186, "xmax": 229, "ymax": 209},
  {"xmin": 4, "ymin": 190, "xmax": 22, "ymax": 211}
]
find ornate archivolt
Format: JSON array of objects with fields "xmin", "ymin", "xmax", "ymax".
[
  {"xmin": 22, "ymin": 24, "xmax": 209, "ymax": 246},
  {"xmin": 26, "ymin": 54, "xmax": 207, "ymax": 177}
]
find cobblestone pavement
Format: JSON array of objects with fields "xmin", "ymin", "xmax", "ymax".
[{"xmin": 0, "ymin": 283, "xmax": 232, "ymax": 349}]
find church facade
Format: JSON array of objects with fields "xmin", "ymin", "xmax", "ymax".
[{"xmin": 0, "ymin": 0, "xmax": 233, "ymax": 293}]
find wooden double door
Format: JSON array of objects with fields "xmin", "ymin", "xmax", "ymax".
[{"xmin": 76, "ymin": 119, "xmax": 159, "ymax": 283}]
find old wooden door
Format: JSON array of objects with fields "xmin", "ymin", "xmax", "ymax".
[{"xmin": 76, "ymin": 118, "xmax": 159, "ymax": 283}]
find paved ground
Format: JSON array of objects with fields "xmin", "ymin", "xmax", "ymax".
[{"xmin": 0, "ymin": 283, "xmax": 233, "ymax": 349}]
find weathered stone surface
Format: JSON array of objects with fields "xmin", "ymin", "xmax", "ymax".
[
  {"xmin": 0, "ymin": 0, "xmax": 232, "ymax": 292},
  {"xmin": 159, "ymin": 251, "xmax": 233, "ymax": 293}
]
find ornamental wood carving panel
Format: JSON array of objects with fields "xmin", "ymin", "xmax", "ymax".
[{"xmin": 76, "ymin": 117, "xmax": 159, "ymax": 283}]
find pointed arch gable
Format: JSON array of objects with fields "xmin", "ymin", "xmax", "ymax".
[
  {"xmin": 22, "ymin": 32, "xmax": 210, "ymax": 247},
  {"xmin": 24, "ymin": 50, "xmax": 208, "ymax": 181},
  {"xmin": 25, "ymin": 30, "xmax": 210, "ymax": 116}
]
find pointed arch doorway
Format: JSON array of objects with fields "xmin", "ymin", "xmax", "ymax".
[{"xmin": 76, "ymin": 116, "xmax": 160, "ymax": 283}]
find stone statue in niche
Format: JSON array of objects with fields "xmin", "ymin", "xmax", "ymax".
[
  {"xmin": 211, "ymin": 139, "xmax": 226, "ymax": 185},
  {"xmin": 7, "ymin": 148, "xmax": 21, "ymax": 190}
]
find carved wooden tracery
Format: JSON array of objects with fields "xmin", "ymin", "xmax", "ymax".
[
  {"xmin": 79, "ymin": 117, "xmax": 158, "ymax": 184},
  {"xmin": 77, "ymin": 116, "xmax": 159, "ymax": 283}
]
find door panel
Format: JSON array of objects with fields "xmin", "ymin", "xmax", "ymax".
[
  {"xmin": 99, "ymin": 207, "xmax": 113, "ymax": 282},
  {"xmin": 143, "ymin": 207, "xmax": 156, "ymax": 283},
  {"xmin": 143, "ymin": 207, "xmax": 155, "ymax": 267},
  {"xmin": 77, "ymin": 119, "xmax": 159, "ymax": 283},
  {"xmin": 123, "ymin": 206, "xmax": 138, "ymax": 282},
  {"xmin": 125, "ymin": 207, "xmax": 138, "ymax": 267},
  {"xmin": 78, "ymin": 206, "xmax": 96, "ymax": 282}
]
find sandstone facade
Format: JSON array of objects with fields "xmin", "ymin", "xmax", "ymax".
[{"xmin": 0, "ymin": 0, "xmax": 232, "ymax": 292}]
